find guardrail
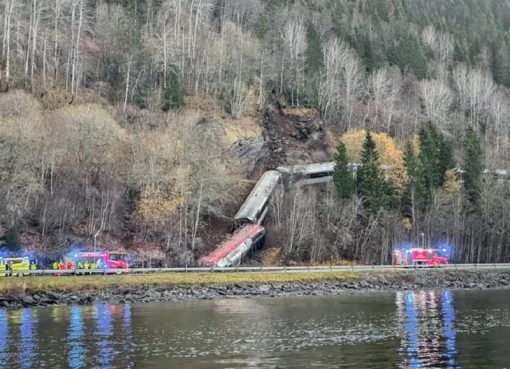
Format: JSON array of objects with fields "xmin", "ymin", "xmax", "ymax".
[{"xmin": 3, "ymin": 263, "xmax": 510, "ymax": 277}]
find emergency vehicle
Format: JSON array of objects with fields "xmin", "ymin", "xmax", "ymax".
[
  {"xmin": 0, "ymin": 257, "xmax": 32, "ymax": 277},
  {"xmin": 69, "ymin": 251, "xmax": 129, "ymax": 271},
  {"xmin": 392, "ymin": 248, "xmax": 448, "ymax": 266}
]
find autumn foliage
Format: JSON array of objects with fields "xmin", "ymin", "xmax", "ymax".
[{"xmin": 341, "ymin": 129, "xmax": 408, "ymax": 193}]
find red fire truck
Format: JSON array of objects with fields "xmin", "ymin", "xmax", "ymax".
[
  {"xmin": 392, "ymin": 248, "xmax": 448, "ymax": 266},
  {"xmin": 70, "ymin": 251, "xmax": 129, "ymax": 270}
]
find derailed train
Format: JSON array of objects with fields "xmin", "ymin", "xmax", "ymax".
[
  {"xmin": 199, "ymin": 162, "xmax": 338, "ymax": 267},
  {"xmin": 199, "ymin": 162, "xmax": 508, "ymax": 268}
]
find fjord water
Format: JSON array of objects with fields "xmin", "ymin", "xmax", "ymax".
[{"xmin": 1, "ymin": 289, "xmax": 509, "ymax": 369}]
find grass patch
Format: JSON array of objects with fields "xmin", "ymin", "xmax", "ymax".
[{"xmin": 0, "ymin": 272, "xmax": 361, "ymax": 294}]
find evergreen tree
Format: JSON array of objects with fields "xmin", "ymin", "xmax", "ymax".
[
  {"xmin": 356, "ymin": 131, "xmax": 391, "ymax": 213},
  {"xmin": 401, "ymin": 140, "xmax": 418, "ymax": 220},
  {"xmin": 354, "ymin": 31, "xmax": 385, "ymax": 72},
  {"xmin": 416, "ymin": 123, "xmax": 438, "ymax": 208},
  {"xmin": 305, "ymin": 23, "xmax": 324, "ymax": 75},
  {"xmin": 333, "ymin": 141, "xmax": 354, "ymax": 200},
  {"xmin": 415, "ymin": 122, "xmax": 456, "ymax": 209},
  {"xmin": 463, "ymin": 127, "xmax": 483, "ymax": 205},
  {"xmin": 2, "ymin": 227, "xmax": 20, "ymax": 252},
  {"xmin": 404, "ymin": 140, "xmax": 418, "ymax": 180},
  {"xmin": 304, "ymin": 23, "xmax": 324, "ymax": 106},
  {"xmin": 388, "ymin": 29, "xmax": 428, "ymax": 79},
  {"xmin": 254, "ymin": 13, "xmax": 271, "ymax": 40},
  {"xmin": 162, "ymin": 69, "xmax": 186, "ymax": 112},
  {"xmin": 438, "ymin": 135, "xmax": 456, "ymax": 180},
  {"xmin": 491, "ymin": 42, "xmax": 510, "ymax": 87}
]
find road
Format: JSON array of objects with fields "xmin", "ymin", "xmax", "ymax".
[{"xmin": 14, "ymin": 263, "xmax": 510, "ymax": 277}]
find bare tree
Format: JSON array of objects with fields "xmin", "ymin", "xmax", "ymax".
[
  {"xmin": 280, "ymin": 14, "xmax": 305, "ymax": 106},
  {"xmin": 319, "ymin": 38, "xmax": 363, "ymax": 129},
  {"xmin": 422, "ymin": 25, "xmax": 454, "ymax": 81},
  {"xmin": 453, "ymin": 64, "xmax": 498, "ymax": 131},
  {"xmin": 419, "ymin": 79, "xmax": 453, "ymax": 129},
  {"xmin": 366, "ymin": 67, "xmax": 400, "ymax": 131},
  {"xmin": 2, "ymin": 0, "xmax": 17, "ymax": 86}
]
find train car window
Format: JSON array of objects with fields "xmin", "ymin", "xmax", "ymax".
[{"xmin": 308, "ymin": 171, "xmax": 334, "ymax": 179}]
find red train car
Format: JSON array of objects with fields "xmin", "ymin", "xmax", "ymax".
[{"xmin": 200, "ymin": 224, "xmax": 265, "ymax": 267}]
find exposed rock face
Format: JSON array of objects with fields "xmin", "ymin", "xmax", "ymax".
[
  {"xmin": 229, "ymin": 105, "xmax": 328, "ymax": 177},
  {"xmin": 281, "ymin": 108, "xmax": 324, "ymax": 141},
  {"xmin": 232, "ymin": 136, "xmax": 269, "ymax": 176},
  {"xmin": 2, "ymin": 270, "xmax": 509, "ymax": 309}
]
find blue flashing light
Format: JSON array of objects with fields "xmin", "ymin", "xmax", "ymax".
[
  {"xmin": 400, "ymin": 242, "xmax": 414, "ymax": 251},
  {"xmin": 436, "ymin": 241, "xmax": 453, "ymax": 256}
]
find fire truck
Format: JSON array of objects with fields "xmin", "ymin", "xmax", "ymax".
[
  {"xmin": 392, "ymin": 248, "xmax": 448, "ymax": 266},
  {"xmin": 69, "ymin": 251, "xmax": 129, "ymax": 270}
]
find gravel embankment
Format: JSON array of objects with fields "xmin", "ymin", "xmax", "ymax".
[{"xmin": 1, "ymin": 270, "xmax": 509, "ymax": 309}]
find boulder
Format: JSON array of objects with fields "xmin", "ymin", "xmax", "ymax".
[
  {"xmin": 232, "ymin": 135, "xmax": 268, "ymax": 176},
  {"xmin": 22, "ymin": 296, "xmax": 35, "ymax": 306}
]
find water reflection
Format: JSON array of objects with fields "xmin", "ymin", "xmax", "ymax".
[
  {"xmin": 441, "ymin": 290, "xmax": 457, "ymax": 368},
  {"xmin": 0, "ymin": 310, "xmax": 8, "ymax": 365},
  {"xmin": 1, "ymin": 290, "xmax": 509, "ymax": 368},
  {"xmin": 68, "ymin": 306, "xmax": 86, "ymax": 369},
  {"xmin": 122, "ymin": 304, "xmax": 134, "ymax": 369},
  {"xmin": 95, "ymin": 305, "xmax": 114, "ymax": 369},
  {"xmin": 12, "ymin": 309, "xmax": 37, "ymax": 369},
  {"xmin": 396, "ymin": 290, "xmax": 459, "ymax": 368}
]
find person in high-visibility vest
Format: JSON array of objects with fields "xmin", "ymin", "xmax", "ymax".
[
  {"xmin": 30, "ymin": 261, "xmax": 37, "ymax": 270},
  {"xmin": 52, "ymin": 261, "xmax": 58, "ymax": 270},
  {"xmin": 90, "ymin": 261, "xmax": 96, "ymax": 270},
  {"xmin": 77, "ymin": 260, "xmax": 84, "ymax": 270},
  {"xmin": 0, "ymin": 260, "xmax": 5, "ymax": 276}
]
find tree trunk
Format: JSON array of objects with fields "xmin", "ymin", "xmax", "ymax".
[{"xmin": 123, "ymin": 55, "xmax": 132, "ymax": 112}]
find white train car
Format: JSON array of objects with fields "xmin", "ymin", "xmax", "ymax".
[
  {"xmin": 457, "ymin": 168, "xmax": 508, "ymax": 181},
  {"xmin": 234, "ymin": 170, "xmax": 282, "ymax": 224},
  {"xmin": 277, "ymin": 162, "xmax": 335, "ymax": 179}
]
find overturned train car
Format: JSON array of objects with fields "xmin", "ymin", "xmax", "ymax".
[
  {"xmin": 233, "ymin": 170, "xmax": 282, "ymax": 225},
  {"xmin": 201, "ymin": 162, "xmax": 338, "ymax": 267},
  {"xmin": 199, "ymin": 224, "xmax": 266, "ymax": 267}
]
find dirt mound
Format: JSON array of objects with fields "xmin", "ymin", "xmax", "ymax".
[{"xmin": 262, "ymin": 105, "xmax": 331, "ymax": 169}]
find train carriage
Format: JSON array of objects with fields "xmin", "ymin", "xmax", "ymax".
[
  {"xmin": 277, "ymin": 162, "xmax": 335, "ymax": 179},
  {"xmin": 234, "ymin": 170, "xmax": 282, "ymax": 224},
  {"xmin": 199, "ymin": 224, "xmax": 266, "ymax": 267}
]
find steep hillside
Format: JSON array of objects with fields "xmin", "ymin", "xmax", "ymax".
[{"xmin": 0, "ymin": 0, "xmax": 509, "ymax": 264}]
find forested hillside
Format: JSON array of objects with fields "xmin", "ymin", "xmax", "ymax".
[{"xmin": 0, "ymin": 0, "xmax": 509, "ymax": 264}]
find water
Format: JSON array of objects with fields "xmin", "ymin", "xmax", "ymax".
[{"xmin": 0, "ymin": 289, "xmax": 509, "ymax": 368}]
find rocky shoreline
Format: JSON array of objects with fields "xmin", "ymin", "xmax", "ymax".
[{"xmin": 1, "ymin": 270, "xmax": 509, "ymax": 309}]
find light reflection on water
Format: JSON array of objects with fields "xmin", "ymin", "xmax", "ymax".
[
  {"xmin": 442, "ymin": 290, "xmax": 457, "ymax": 369},
  {"xmin": 0, "ymin": 289, "xmax": 508, "ymax": 368},
  {"xmin": 396, "ymin": 290, "xmax": 459, "ymax": 368},
  {"xmin": 19, "ymin": 309, "xmax": 37, "ymax": 369},
  {"xmin": 0, "ymin": 310, "xmax": 8, "ymax": 366},
  {"xmin": 96, "ymin": 305, "xmax": 114, "ymax": 369},
  {"xmin": 68, "ymin": 306, "xmax": 86, "ymax": 369},
  {"xmin": 122, "ymin": 304, "xmax": 134, "ymax": 369}
]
